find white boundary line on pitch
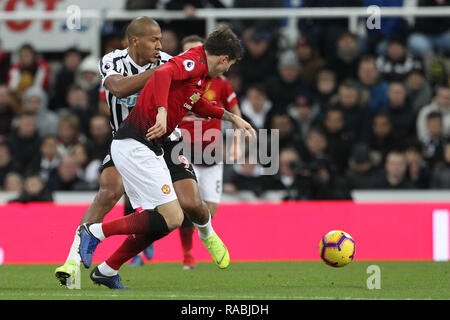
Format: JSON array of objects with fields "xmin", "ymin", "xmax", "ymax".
[{"xmin": 0, "ymin": 292, "xmax": 423, "ymax": 300}]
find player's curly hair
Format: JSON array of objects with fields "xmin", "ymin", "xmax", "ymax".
[{"xmin": 204, "ymin": 26, "xmax": 243, "ymax": 61}]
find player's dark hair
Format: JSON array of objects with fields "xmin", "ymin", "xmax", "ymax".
[
  {"xmin": 204, "ymin": 26, "xmax": 243, "ymax": 61},
  {"xmin": 181, "ymin": 35, "xmax": 205, "ymax": 48},
  {"xmin": 427, "ymin": 110, "xmax": 443, "ymax": 121}
]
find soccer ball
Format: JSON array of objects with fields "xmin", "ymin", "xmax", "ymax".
[{"xmin": 319, "ymin": 230, "xmax": 355, "ymax": 267}]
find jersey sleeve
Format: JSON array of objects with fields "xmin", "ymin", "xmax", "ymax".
[
  {"xmin": 191, "ymin": 97, "xmax": 225, "ymax": 119},
  {"xmin": 99, "ymin": 51, "xmax": 123, "ymax": 87},
  {"xmin": 168, "ymin": 51, "xmax": 205, "ymax": 81},
  {"xmin": 220, "ymin": 77, "xmax": 238, "ymax": 110}
]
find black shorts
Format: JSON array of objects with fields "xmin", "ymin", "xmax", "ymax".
[
  {"xmin": 100, "ymin": 139, "xmax": 197, "ymax": 183},
  {"xmin": 163, "ymin": 139, "xmax": 197, "ymax": 183}
]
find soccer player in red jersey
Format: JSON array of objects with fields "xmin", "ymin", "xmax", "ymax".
[
  {"xmin": 177, "ymin": 35, "xmax": 242, "ymax": 269},
  {"xmin": 79, "ymin": 26, "xmax": 255, "ymax": 289}
]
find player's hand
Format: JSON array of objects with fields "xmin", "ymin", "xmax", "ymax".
[
  {"xmin": 146, "ymin": 107, "xmax": 167, "ymax": 140},
  {"xmin": 232, "ymin": 116, "xmax": 257, "ymax": 139}
]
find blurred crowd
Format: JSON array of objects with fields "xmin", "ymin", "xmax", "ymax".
[{"xmin": 0, "ymin": 0, "xmax": 449, "ymax": 202}]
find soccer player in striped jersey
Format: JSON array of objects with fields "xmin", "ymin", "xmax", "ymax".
[
  {"xmin": 78, "ymin": 26, "xmax": 254, "ymax": 289},
  {"xmin": 177, "ymin": 35, "xmax": 242, "ymax": 269},
  {"xmin": 54, "ymin": 17, "xmax": 234, "ymax": 288}
]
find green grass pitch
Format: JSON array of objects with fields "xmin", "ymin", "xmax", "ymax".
[{"xmin": 0, "ymin": 261, "xmax": 449, "ymax": 300}]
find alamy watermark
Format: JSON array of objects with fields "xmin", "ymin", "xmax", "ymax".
[
  {"xmin": 366, "ymin": 265, "xmax": 381, "ymax": 290},
  {"xmin": 66, "ymin": 5, "xmax": 81, "ymax": 30},
  {"xmin": 169, "ymin": 124, "xmax": 280, "ymax": 176}
]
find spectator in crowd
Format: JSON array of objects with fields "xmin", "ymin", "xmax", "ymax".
[
  {"xmin": 294, "ymin": 155, "xmax": 351, "ymax": 200},
  {"xmin": 85, "ymin": 114, "xmax": 112, "ymax": 161},
  {"xmin": 223, "ymin": 151, "xmax": 268, "ymax": 196},
  {"xmin": 366, "ymin": 113, "xmax": 402, "ymax": 168},
  {"xmin": 161, "ymin": 29, "xmax": 180, "ymax": 56},
  {"xmin": 345, "ymin": 143, "xmax": 378, "ymax": 190},
  {"xmin": 46, "ymin": 155, "xmax": 89, "ymax": 191},
  {"xmin": 75, "ymin": 55, "xmax": 100, "ymax": 111},
  {"xmin": 405, "ymin": 64, "xmax": 433, "ymax": 115},
  {"xmin": 422, "ymin": 111, "xmax": 447, "ymax": 167},
  {"xmin": 164, "ymin": 0, "xmax": 227, "ymax": 39},
  {"xmin": 407, "ymin": 0, "xmax": 450, "ymax": 62},
  {"xmin": 57, "ymin": 113, "xmax": 84, "ymax": 157},
  {"xmin": 9, "ymin": 173, "xmax": 53, "ymax": 203},
  {"xmin": 295, "ymin": 36, "xmax": 326, "ymax": 90},
  {"xmin": 240, "ymin": 83, "xmax": 273, "ymax": 129},
  {"xmin": 7, "ymin": 44, "xmax": 50, "ymax": 97},
  {"xmin": 382, "ymin": 81, "xmax": 416, "ymax": 142},
  {"xmin": 299, "ymin": 0, "xmax": 362, "ymax": 59},
  {"xmin": 269, "ymin": 147, "xmax": 300, "ymax": 192},
  {"xmin": 357, "ymin": 55, "xmax": 389, "ymax": 113},
  {"xmin": 322, "ymin": 107, "xmax": 354, "ymax": 174},
  {"xmin": 239, "ymin": 27, "xmax": 279, "ymax": 92},
  {"xmin": 0, "ymin": 38, "xmax": 11, "ymax": 84},
  {"xmin": 416, "ymin": 86, "xmax": 450, "ymax": 143},
  {"xmin": 287, "ymin": 92, "xmax": 320, "ymax": 140},
  {"xmin": 0, "ymin": 84, "xmax": 14, "ymax": 135},
  {"xmin": 50, "ymin": 47, "xmax": 82, "ymax": 110},
  {"xmin": 3, "ymin": 172, "xmax": 23, "ymax": 192},
  {"xmin": 7, "ymin": 112, "xmax": 41, "ymax": 175},
  {"xmin": 298, "ymin": 126, "xmax": 330, "ymax": 164},
  {"xmin": 331, "ymin": 79, "xmax": 370, "ymax": 141},
  {"xmin": 430, "ymin": 142, "xmax": 450, "ymax": 188},
  {"xmin": 327, "ymin": 31, "xmax": 361, "ymax": 83},
  {"xmin": 376, "ymin": 37, "xmax": 424, "ymax": 82},
  {"xmin": 233, "ymin": 0, "xmax": 283, "ymax": 32},
  {"xmin": 269, "ymin": 113, "xmax": 301, "ymax": 151},
  {"xmin": 225, "ymin": 65, "xmax": 244, "ymax": 100},
  {"xmin": 404, "ymin": 142, "xmax": 431, "ymax": 189},
  {"xmin": 72, "ymin": 143, "xmax": 100, "ymax": 189},
  {"xmin": 369, "ymin": 150, "xmax": 416, "ymax": 189},
  {"xmin": 313, "ymin": 69, "xmax": 337, "ymax": 110},
  {"xmin": 64, "ymin": 85, "xmax": 94, "ymax": 136},
  {"xmin": 0, "ymin": 140, "xmax": 13, "ymax": 189},
  {"xmin": 22, "ymin": 86, "xmax": 59, "ymax": 137},
  {"xmin": 362, "ymin": 0, "xmax": 408, "ymax": 55},
  {"xmin": 265, "ymin": 50, "xmax": 303, "ymax": 112},
  {"xmin": 29, "ymin": 135, "xmax": 60, "ymax": 185}
]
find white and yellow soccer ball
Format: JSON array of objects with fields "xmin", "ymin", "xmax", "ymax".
[{"xmin": 319, "ymin": 230, "xmax": 355, "ymax": 267}]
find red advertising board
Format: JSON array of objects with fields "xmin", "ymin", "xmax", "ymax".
[{"xmin": 0, "ymin": 202, "xmax": 449, "ymax": 264}]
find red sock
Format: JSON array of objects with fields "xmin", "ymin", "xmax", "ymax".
[
  {"xmin": 102, "ymin": 211, "xmax": 150, "ymax": 237},
  {"xmin": 106, "ymin": 234, "xmax": 152, "ymax": 270},
  {"xmin": 179, "ymin": 226, "xmax": 195, "ymax": 254}
]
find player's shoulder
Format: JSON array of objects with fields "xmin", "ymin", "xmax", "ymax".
[
  {"xmin": 171, "ymin": 46, "xmax": 206, "ymax": 72},
  {"xmin": 101, "ymin": 48, "xmax": 129, "ymax": 61}
]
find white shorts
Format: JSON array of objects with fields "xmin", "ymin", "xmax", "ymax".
[
  {"xmin": 111, "ymin": 139, "xmax": 177, "ymax": 210},
  {"xmin": 192, "ymin": 163, "xmax": 223, "ymax": 204}
]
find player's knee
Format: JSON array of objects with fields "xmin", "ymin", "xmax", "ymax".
[{"xmin": 97, "ymin": 186, "xmax": 122, "ymax": 205}]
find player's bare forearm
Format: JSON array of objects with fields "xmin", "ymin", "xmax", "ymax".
[
  {"xmin": 105, "ymin": 67, "xmax": 159, "ymax": 98},
  {"xmin": 229, "ymin": 104, "xmax": 241, "ymax": 129}
]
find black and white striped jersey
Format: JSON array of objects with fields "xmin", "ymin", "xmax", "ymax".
[{"xmin": 99, "ymin": 48, "xmax": 181, "ymax": 141}]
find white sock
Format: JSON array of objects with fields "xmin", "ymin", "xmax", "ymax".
[
  {"xmin": 193, "ymin": 213, "xmax": 213, "ymax": 240},
  {"xmin": 65, "ymin": 226, "xmax": 81, "ymax": 264},
  {"xmin": 88, "ymin": 223, "xmax": 105, "ymax": 241},
  {"xmin": 98, "ymin": 262, "xmax": 118, "ymax": 276}
]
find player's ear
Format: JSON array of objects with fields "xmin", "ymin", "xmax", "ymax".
[{"xmin": 220, "ymin": 55, "xmax": 229, "ymax": 64}]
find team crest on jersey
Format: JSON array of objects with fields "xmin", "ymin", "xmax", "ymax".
[
  {"xmin": 190, "ymin": 92, "xmax": 201, "ymax": 104},
  {"xmin": 161, "ymin": 184, "xmax": 171, "ymax": 195},
  {"xmin": 183, "ymin": 59, "xmax": 195, "ymax": 72}
]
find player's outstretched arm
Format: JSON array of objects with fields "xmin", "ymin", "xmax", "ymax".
[
  {"xmin": 104, "ymin": 67, "xmax": 159, "ymax": 99},
  {"xmin": 221, "ymin": 110, "xmax": 256, "ymax": 138}
]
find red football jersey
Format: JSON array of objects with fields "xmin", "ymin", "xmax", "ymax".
[
  {"xmin": 114, "ymin": 45, "xmax": 225, "ymax": 153},
  {"xmin": 179, "ymin": 75, "xmax": 238, "ymax": 151}
]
